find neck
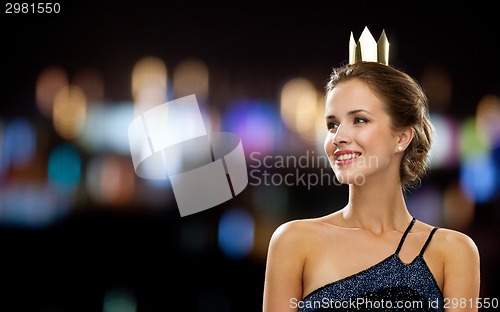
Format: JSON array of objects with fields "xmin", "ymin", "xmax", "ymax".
[{"xmin": 343, "ymin": 178, "xmax": 412, "ymax": 234}]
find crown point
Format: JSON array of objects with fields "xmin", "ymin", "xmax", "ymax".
[
  {"xmin": 377, "ymin": 29, "xmax": 389, "ymax": 65},
  {"xmin": 358, "ymin": 27, "xmax": 377, "ymax": 63},
  {"xmin": 349, "ymin": 31, "xmax": 357, "ymax": 64}
]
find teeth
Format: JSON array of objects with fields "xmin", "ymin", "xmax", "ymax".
[{"xmin": 337, "ymin": 153, "xmax": 359, "ymax": 161}]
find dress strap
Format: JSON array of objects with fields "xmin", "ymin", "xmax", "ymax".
[
  {"xmin": 395, "ymin": 217, "xmax": 416, "ymax": 255},
  {"xmin": 418, "ymin": 227, "xmax": 439, "ymax": 257}
]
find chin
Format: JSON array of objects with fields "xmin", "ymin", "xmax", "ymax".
[{"xmin": 334, "ymin": 172, "xmax": 367, "ymax": 186}]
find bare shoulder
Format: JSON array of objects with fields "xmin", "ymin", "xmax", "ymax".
[
  {"xmin": 270, "ymin": 218, "xmax": 322, "ymax": 244},
  {"xmin": 268, "ymin": 217, "xmax": 326, "ymax": 255},
  {"xmin": 432, "ymin": 227, "xmax": 480, "ymax": 260}
]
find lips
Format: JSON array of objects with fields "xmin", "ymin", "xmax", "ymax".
[{"xmin": 333, "ymin": 150, "xmax": 361, "ymax": 166}]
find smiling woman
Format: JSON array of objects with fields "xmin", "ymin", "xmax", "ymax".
[{"xmin": 262, "ymin": 28, "xmax": 480, "ymax": 312}]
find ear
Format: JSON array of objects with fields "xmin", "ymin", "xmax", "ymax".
[{"xmin": 395, "ymin": 127, "xmax": 414, "ymax": 153}]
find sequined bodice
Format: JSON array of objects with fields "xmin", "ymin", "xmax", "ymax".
[{"xmin": 298, "ymin": 218, "xmax": 443, "ymax": 311}]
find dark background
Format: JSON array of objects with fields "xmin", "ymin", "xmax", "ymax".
[{"xmin": 1, "ymin": 2, "xmax": 499, "ymax": 311}]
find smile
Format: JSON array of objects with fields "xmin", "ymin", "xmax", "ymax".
[
  {"xmin": 336, "ymin": 153, "xmax": 360, "ymax": 161},
  {"xmin": 333, "ymin": 151, "xmax": 361, "ymax": 166}
]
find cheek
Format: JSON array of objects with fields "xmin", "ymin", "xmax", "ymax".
[
  {"xmin": 356, "ymin": 127, "xmax": 390, "ymax": 152},
  {"xmin": 324, "ymin": 134, "xmax": 333, "ymax": 155},
  {"xmin": 353, "ymin": 129, "xmax": 372, "ymax": 145},
  {"xmin": 357, "ymin": 131, "xmax": 395, "ymax": 165}
]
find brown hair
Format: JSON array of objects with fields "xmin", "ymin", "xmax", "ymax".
[{"xmin": 326, "ymin": 61, "xmax": 433, "ymax": 189}]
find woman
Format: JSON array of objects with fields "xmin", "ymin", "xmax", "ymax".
[{"xmin": 262, "ymin": 61, "xmax": 480, "ymax": 311}]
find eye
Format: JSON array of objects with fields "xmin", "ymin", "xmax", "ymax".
[
  {"xmin": 354, "ymin": 117, "xmax": 368, "ymax": 124},
  {"xmin": 326, "ymin": 122, "xmax": 339, "ymax": 132}
]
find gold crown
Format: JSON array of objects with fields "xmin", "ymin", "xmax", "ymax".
[{"xmin": 349, "ymin": 26, "xmax": 389, "ymax": 65}]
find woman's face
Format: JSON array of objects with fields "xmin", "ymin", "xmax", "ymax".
[{"xmin": 324, "ymin": 79, "xmax": 401, "ymax": 185}]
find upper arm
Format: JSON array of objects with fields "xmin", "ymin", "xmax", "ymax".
[
  {"xmin": 441, "ymin": 230, "xmax": 480, "ymax": 311},
  {"xmin": 262, "ymin": 221, "xmax": 308, "ymax": 312}
]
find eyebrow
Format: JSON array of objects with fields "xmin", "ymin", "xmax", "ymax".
[{"xmin": 325, "ymin": 109, "xmax": 373, "ymax": 119}]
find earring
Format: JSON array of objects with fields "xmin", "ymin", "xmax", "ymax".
[{"xmin": 398, "ymin": 146, "xmax": 404, "ymax": 152}]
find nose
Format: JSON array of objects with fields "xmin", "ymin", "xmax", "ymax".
[{"xmin": 331, "ymin": 124, "xmax": 351, "ymax": 146}]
